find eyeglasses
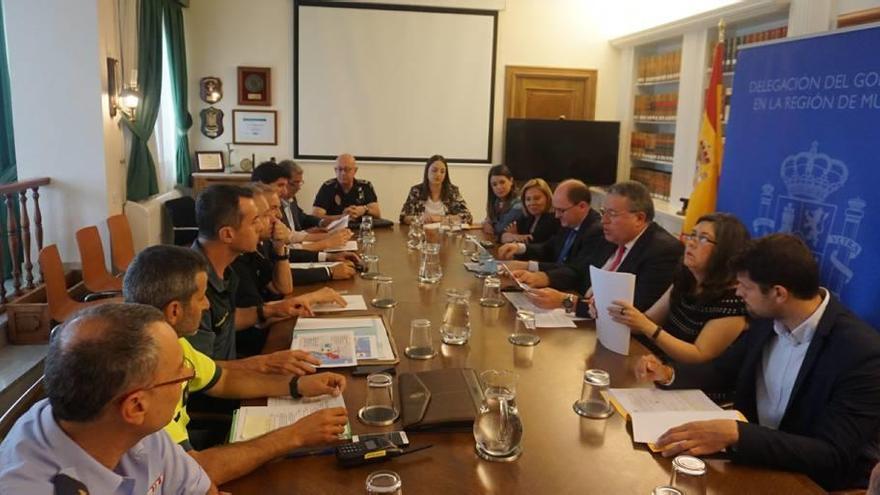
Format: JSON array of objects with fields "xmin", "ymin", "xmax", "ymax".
[
  {"xmin": 118, "ymin": 357, "xmax": 196, "ymax": 403},
  {"xmin": 552, "ymin": 204, "xmax": 581, "ymax": 215},
  {"xmin": 599, "ymin": 207, "xmax": 636, "ymax": 220},
  {"xmin": 682, "ymin": 232, "xmax": 717, "ymax": 245},
  {"xmin": 334, "ymin": 167, "xmax": 356, "ymax": 173}
]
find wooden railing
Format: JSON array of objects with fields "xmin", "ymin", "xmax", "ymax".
[{"xmin": 0, "ymin": 178, "xmax": 50, "ymax": 306}]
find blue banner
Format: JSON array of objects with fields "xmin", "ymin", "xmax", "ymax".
[{"xmin": 718, "ymin": 26, "xmax": 880, "ymax": 329}]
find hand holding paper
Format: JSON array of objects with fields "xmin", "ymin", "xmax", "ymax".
[
  {"xmin": 655, "ymin": 418, "xmax": 740, "ymax": 457},
  {"xmin": 590, "ymin": 266, "xmax": 636, "ymax": 355}
]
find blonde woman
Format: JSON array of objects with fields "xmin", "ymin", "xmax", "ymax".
[{"xmin": 500, "ymin": 178, "xmax": 560, "ymax": 244}]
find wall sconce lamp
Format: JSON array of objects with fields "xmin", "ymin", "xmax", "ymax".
[{"xmin": 107, "ymin": 57, "xmax": 140, "ymax": 122}]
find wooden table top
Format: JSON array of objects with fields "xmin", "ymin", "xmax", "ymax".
[{"xmin": 221, "ymin": 227, "xmax": 823, "ymax": 495}]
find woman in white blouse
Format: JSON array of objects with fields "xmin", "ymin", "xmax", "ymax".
[{"xmin": 399, "ymin": 155, "xmax": 473, "ymax": 225}]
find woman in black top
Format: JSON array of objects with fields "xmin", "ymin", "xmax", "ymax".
[
  {"xmin": 608, "ymin": 213, "xmax": 749, "ymax": 363},
  {"xmin": 500, "ymin": 178, "xmax": 560, "ymax": 245}
]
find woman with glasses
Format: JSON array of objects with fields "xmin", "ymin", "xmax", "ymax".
[
  {"xmin": 608, "ymin": 212, "xmax": 750, "ymax": 363},
  {"xmin": 482, "ymin": 164, "xmax": 522, "ymax": 238},
  {"xmin": 399, "ymin": 155, "xmax": 473, "ymax": 225},
  {"xmin": 500, "ymin": 178, "xmax": 560, "ymax": 244}
]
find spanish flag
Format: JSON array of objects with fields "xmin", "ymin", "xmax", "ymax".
[{"xmin": 683, "ymin": 37, "xmax": 726, "ymax": 233}]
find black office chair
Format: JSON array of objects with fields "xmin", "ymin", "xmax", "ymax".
[{"xmin": 164, "ymin": 196, "xmax": 199, "ymax": 246}]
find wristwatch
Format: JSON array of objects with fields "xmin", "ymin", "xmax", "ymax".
[{"xmin": 562, "ymin": 294, "xmax": 577, "ymax": 313}]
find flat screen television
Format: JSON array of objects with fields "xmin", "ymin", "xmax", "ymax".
[{"xmin": 504, "ymin": 119, "xmax": 620, "ymax": 186}]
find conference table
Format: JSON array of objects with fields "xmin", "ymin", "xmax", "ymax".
[{"xmin": 222, "ymin": 227, "xmax": 824, "ymax": 494}]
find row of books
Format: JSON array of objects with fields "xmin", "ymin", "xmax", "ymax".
[
  {"xmin": 637, "ymin": 51, "xmax": 681, "ymax": 83},
  {"xmin": 633, "ymin": 93, "xmax": 678, "ymax": 121},
  {"xmin": 630, "ymin": 132, "xmax": 675, "ymax": 162},
  {"xmin": 720, "ymin": 26, "xmax": 788, "ymax": 73},
  {"xmin": 630, "ymin": 168, "xmax": 671, "ymax": 200}
]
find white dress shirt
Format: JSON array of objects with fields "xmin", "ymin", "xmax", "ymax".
[
  {"xmin": 601, "ymin": 225, "xmax": 648, "ymax": 270},
  {"xmin": 755, "ymin": 288, "xmax": 829, "ymax": 429}
]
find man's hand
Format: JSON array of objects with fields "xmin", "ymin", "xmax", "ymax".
[
  {"xmin": 265, "ymin": 298, "xmax": 313, "ymax": 319},
  {"xmin": 271, "ymin": 220, "xmax": 292, "ymax": 246},
  {"xmin": 344, "ymin": 205, "xmax": 367, "ymax": 218},
  {"xmin": 497, "ymin": 243, "xmax": 520, "ymax": 260},
  {"xmin": 510, "ymin": 269, "xmax": 549, "ymax": 288},
  {"xmin": 525, "ymin": 287, "xmax": 568, "ymax": 309},
  {"xmin": 297, "ymin": 372, "xmax": 347, "ymax": 397},
  {"xmin": 655, "ymin": 419, "xmax": 740, "ymax": 457},
  {"xmin": 321, "ymin": 229, "xmax": 353, "ymax": 249},
  {"xmin": 297, "ymin": 287, "xmax": 347, "ymax": 308},
  {"xmin": 633, "ymin": 354, "xmax": 673, "ymax": 383},
  {"xmin": 330, "ymin": 262, "xmax": 356, "ymax": 280},
  {"xmin": 285, "ymin": 407, "xmax": 349, "ymax": 448},
  {"xmin": 328, "ymin": 251, "xmax": 361, "ymax": 265},
  {"xmin": 252, "ymin": 349, "xmax": 320, "ymax": 375}
]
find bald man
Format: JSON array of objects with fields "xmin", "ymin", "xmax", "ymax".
[{"xmin": 312, "ymin": 153, "xmax": 381, "ymax": 220}]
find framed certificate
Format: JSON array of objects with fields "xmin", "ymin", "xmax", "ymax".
[
  {"xmin": 194, "ymin": 151, "xmax": 225, "ymax": 172},
  {"xmin": 232, "ymin": 110, "xmax": 278, "ymax": 145}
]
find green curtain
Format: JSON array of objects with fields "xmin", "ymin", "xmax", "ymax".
[
  {"xmin": 0, "ymin": 2, "xmax": 17, "ymax": 281},
  {"xmin": 123, "ymin": 0, "xmax": 163, "ymax": 201},
  {"xmin": 163, "ymin": 0, "xmax": 193, "ymax": 185}
]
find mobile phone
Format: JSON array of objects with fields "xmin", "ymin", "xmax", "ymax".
[
  {"xmin": 351, "ymin": 431, "xmax": 409, "ymax": 447},
  {"xmin": 352, "ymin": 365, "xmax": 397, "ymax": 376}
]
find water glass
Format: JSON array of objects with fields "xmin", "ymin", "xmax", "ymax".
[
  {"xmin": 439, "ymin": 214, "xmax": 451, "ymax": 233},
  {"xmin": 440, "ymin": 288, "xmax": 471, "ymax": 345},
  {"xmin": 476, "ymin": 250, "xmax": 497, "ymax": 279},
  {"xmin": 480, "ymin": 276, "xmax": 505, "ymax": 307},
  {"xmin": 448, "ymin": 214, "xmax": 462, "ymax": 232},
  {"xmin": 361, "ymin": 254, "xmax": 380, "ymax": 280},
  {"xmin": 670, "ymin": 455, "xmax": 707, "ymax": 495},
  {"xmin": 361, "ymin": 233, "xmax": 376, "ymax": 257},
  {"xmin": 371, "ymin": 276, "xmax": 397, "ymax": 308},
  {"xmin": 358, "ymin": 372, "xmax": 398, "ymax": 426},
  {"xmin": 573, "ymin": 369, "xmax": 613, "ymax": 418},
  {"xmin": 418, "ymin": 243, "xmax": 443, "ymax": 284},
  {"xmin": 407, "ymin": 219, "xmax": 425, "ymax": 250},
  {"xmin": 360, "ymin": 215, "xmax": 374, "ymax": 236},
  {"xmin": 405, "ymin": 318, "xmax": 436, "ymax": 359},
  {"xmin": 460, "ymin": 236, "xmax": 478, "ymax": 258},
  {"xmin": 651, "ymin": 487, "xmax": 683, "ymax": 495},
  {"xmin": 366, "ymin": 470, "xmax": 402, "ymax": 494},
  {"xmin": 508, "ymin": 310, "xmax": 540, "ymax": 346}
]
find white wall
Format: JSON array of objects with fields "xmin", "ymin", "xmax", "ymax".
[{"xmin": 4, "ymin": 0, "xmax": 125, "ymax": 261}]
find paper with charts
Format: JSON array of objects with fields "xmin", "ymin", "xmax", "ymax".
[
  {"xmin": 590, "ymin": 266, "xmax": 635, "ymax": 355},
  {"xmin": 230, "ymin": 394, "xmax": 350, "ymax": 443},
  {"xmin": 293, "ymin": 316, "xmax": 396, "ymax": 364},
  {"xmin": 292, "ymin": 330, "xmax": 357, "ymax": 367}
]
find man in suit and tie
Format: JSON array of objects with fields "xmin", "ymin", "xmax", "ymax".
[
  {"xmin": 527, "ymin": 181, "xmax": 682, "ymax": 313},
  {"xmin": 498, "ymin": 179, "xmax": 613, "ymax": 292},
  {"xmin": 637, "ymin": 233, "xmax": 880, "ymax": 490}
]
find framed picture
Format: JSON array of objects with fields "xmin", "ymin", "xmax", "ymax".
[
  {"xmin": 194, "ymin": 151, "xmax": 225, "ymax": 172},
  {"xmin": 233, "ymin": 110, "xmax": 278, "ymax": 145},
  {"xmin": 237, "ymin": 66, "xmax": 271, "ymax": 106}
]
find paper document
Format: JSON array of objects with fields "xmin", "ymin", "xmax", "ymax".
[
  {"xmin": 631, "ymin": 410, "xmax": 742, "ymax": 444},
  {"xmin": 294, "ymin": 317, "xmax": 396, "ymax": 361},
  {"xmin": 292, "ymin": 330, "xmax": 357, "ymax": 367},
  {"xmin": 499, "ymin": 263, "xmax": 534, "ymax": 292},
  {"xmin": 325, "ymin": 215, "xmax": 350, "ymax": 233},
  {"xmin": 230, "ymin": 394, "xmax": 350, "ymax": 443},
  {"xmin": 289, "ymin": 262, "xmax": 339, "ymax": 269},
  {"xmin": 502, "ymin": 292, "xmax": 579, "ymax": 328},
  {"xmin": 590, "ymin": 266, "xmax": 635, "ymax": 355},
  {"xmin": 311, "ymin": 295, "xmax": 368, "ymax": 313},
  {"xmin": 323, "ymin": 240, "xmax": 358, "ymax": 252}
]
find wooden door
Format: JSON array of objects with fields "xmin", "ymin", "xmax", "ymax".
[{"xmin": 505, "ymin": 66, "xmax": 597, "ymax": 120}]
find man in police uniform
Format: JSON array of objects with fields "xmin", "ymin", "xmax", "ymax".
[
  {"xmin": 0, "ymin": 304, "xmax": 215, "ymax": 494},
  {"xmin": 311, "ymin": 153, "xmax": 381, "ymax": 221},
  {"xmin": 124, "ymin": 245, "xmax": 349, "ymax": 485}
]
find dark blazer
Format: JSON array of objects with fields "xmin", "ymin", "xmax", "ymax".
[
  {"xmin": 667, "ymin": 295, "xmax": 880, "ymax": 490},
  {"xmin": 521, "ymin": 209, "xmax": 614, "ymax": 291},
  {"xmin": 514, "ymin": 211, "xmax": 560, "ymax": 244},
  {"xmin": 283, "ymin": 199, "xmax": 321, "ymax": 231},
  {"xmin": 288, "ymin": 249, "xmax": 331, "ymax": 285},
  {"xmin": 613, "ymin": 222, "xmax": 682, "ymax": 311}
]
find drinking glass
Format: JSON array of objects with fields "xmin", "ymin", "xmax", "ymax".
[
  {"xmin": 358, "ymin": 372, "xmax": 398, "ymax": 426},
  {"xmin": 360, "ymin": 215, "xmax": 374, "ymax": 237},
  {"xmin": 508, "ymin": 310, "xmax": 540, "ymax": 346},
  {"xmin": 366, "ymin": 470, "xmax": 402, "ymax": 494},
  {"xmin": 573, "ymin": 369, "xmax": 613, "ymax": 418},
  {"xmin": 460, "ymin": 235, "xmax": 478, "ymax": 258},
  {"xmin": 361, "ymin": 233, "xmax": 376, "ymax": 257},
  {"xmin": 440, "ymin": 289, "xmax": 471, "ymax": 345},
  {"xmin": 448, "ymin": 214, "xmax": 462, "ymax": 233},
  {"xmin": 480, "ymin": 276, "xmax": 505, "ymax": 307},
  {"xmin": 371, "ymin": 276, "xmax": 397, "ymax": 308},
  {"xmin": 405, "ymin": 319, "xmax": 436, "ymax": 359},
  {"xmin": 361, "ymin": 254, "xmax": 380, "ymax": 280},
  {"xmin": 418, "ymin": 243, "xmax": 443, "ymax": 283},
  {"xmin": 670, "ymin": 455, "xmax": 707, "ymax": 495},
  {"xmin": 407, "ymin": 218, "xmax": 425, "ymax": 250}
]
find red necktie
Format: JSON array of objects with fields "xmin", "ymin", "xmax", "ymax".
[{"xmin": 608, "ymin": 245, "xmax": 627, "ymax": 271}]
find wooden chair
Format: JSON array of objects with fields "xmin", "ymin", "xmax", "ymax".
[
  {"xmin": 75, "ymin": 226, "xmax": 123, "ymax": 292},
  {"xmin": 39, "ymin": 245, "xmax": 120, "ymax": 323},
  {"xmin": 106, "ymin": 214, "xmax": 135, "ymax": 273}
]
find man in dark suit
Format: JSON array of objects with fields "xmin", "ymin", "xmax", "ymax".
[
  {"xmin": 637, "ymin": 234, "xmax": 880, "ymax": 490},
  {"xmin": 527, "ymin": 181, "xmax": 682, "ymax": 312},
  {"xmin": 499, "ymin": 179, "xmax": 614, "ymax": 291}
]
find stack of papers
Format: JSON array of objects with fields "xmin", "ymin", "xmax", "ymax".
[
  {"xmin": 325, "ymin": 215, "xmax": 350, "ymax": 233},
  {"xmin": 502, "ymin": 292, "xmax": 585, "ymax": 328},
  {"xmin": 293, "ymin": 317, "xmax": 397, "ymax": 365},
  {"xmin": 606, "ymin": 388, "xmax": 743, "ymax": 445},
  {"xmin": 230, "ymin": 394, "xmax": 351, "ymax": 443}
]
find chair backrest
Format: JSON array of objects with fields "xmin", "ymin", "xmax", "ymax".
[
  {"xmin": 75, "ymin": 226, "xmax": 113, "ymax": 292},
  {"xmin": 38, "ymin": 245, "xmax": 75, "ymax": 322},
  {"xmin": 164, "ymin": 196, "xmax": 199, "ymax": 246},
  {"xmin": 106, "ymin": 214, "xmax": 135, "ymax": 273}
]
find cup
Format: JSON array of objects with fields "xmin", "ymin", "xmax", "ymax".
[
  {"xmin": 476, "ymin": 250, "xmax": 497, "ymax": 279},
  {"xmin": 360, "ymin": 215, "xmax": 374, "ymax": 234},
  {"xmin": 361, "ymin": 234, "xmax": 376, "ymax": 257},
  {"xmin": 418, "ymin": 243, "xmax": 443, "ymax": 284},
  {"xmin": 508, "ymin": 310, "xmax": 540, "ymax": 346},
  {"xmin": 480, "ymin": 276, "xmax": 505, "ymax": 307},
  {"xmin": 439, "ymin": 214, "xmax": 451, "ymax": 233},
  {"xmin": 573, "ymin": 369, "xmax": 613, "ymax": 418},
  {"xmin": 670, "ymin": 455, "xmax": 707, "ymax": 495},
  {"xmin": 358, "ymin": 372, "xmax": 399, "ymax": 426},
  {"xmin": 365, "ymin": 470, "xmax": 402, "ymax": 494},
  {"xmin": 651, "ymin": 487, "xmax": 683, "ymax": 495},
  {"xmin": 371, "ymin": 276, "xmax": 397, "ymax": 308},
  {"xmin": 460, "ymin": 236, "xmax": 477, "ymax": 258},
  {"xmin": 448, "ymin": 213, "xmax": 462, "ymax": 232},
  {"xmin": 405, "ymin": 318, "xmax": 436, "ymax": 359},
  {"xmin": 361, "ymin": 254, "xmax": 380, "ymax": 280}
]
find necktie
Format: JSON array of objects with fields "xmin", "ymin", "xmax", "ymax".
[
  {"xmin": 557, "ymin": 230, "xmax": 577, "ymax": 263},
  {"xmin": 608, "ymin": 245, "xmax": 627, "ymax": 271}
]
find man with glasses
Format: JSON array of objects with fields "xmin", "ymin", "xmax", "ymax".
[
  {"xmin": 312, "ymin": 153, "xmax": 381, "ymax": 221},
  {"xmin": 0, "ymin": 304, "xmax": 216, "ymax": 494},
  {"xmin": 497, "ymin": 179, "xmax": 614, "ymax": 292},
  {"xmin": 528, "ymin": 181, "xmax": 682, "ymax": 313}
]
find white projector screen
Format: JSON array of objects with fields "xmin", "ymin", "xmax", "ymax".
[{"xmin": 295, "ymin": 2, "xmax": 497, "ymax": 162}]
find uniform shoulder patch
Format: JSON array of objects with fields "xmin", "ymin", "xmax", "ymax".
[{"xmin": 52, "ymin": 473, "xmax": 89, "ymax": 495}]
